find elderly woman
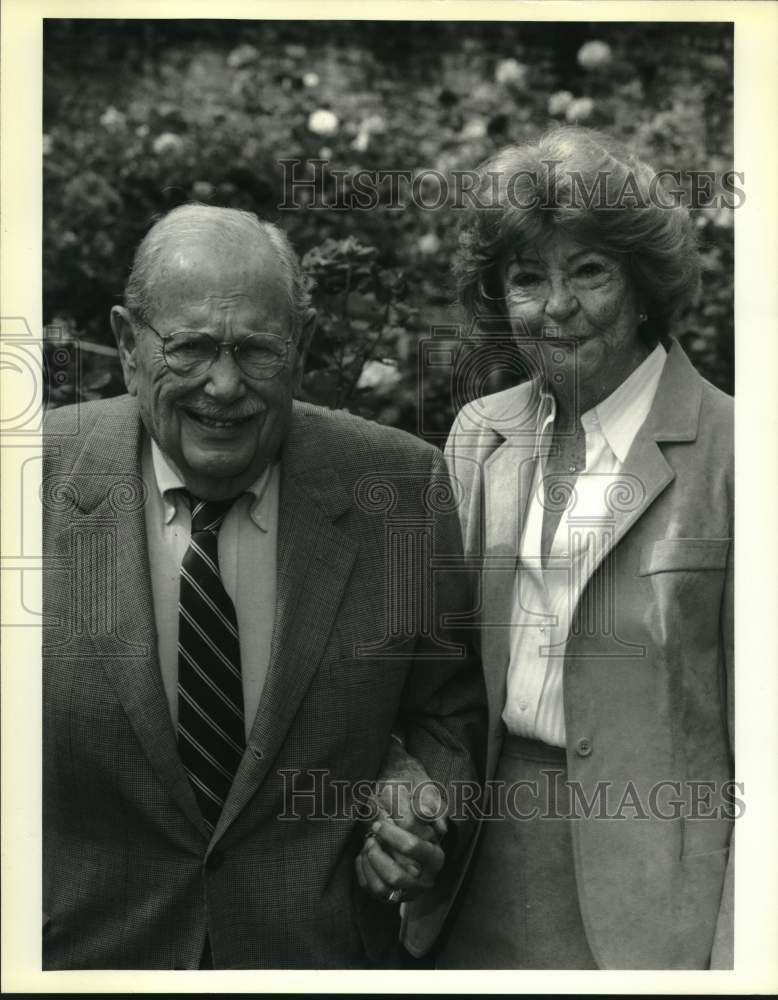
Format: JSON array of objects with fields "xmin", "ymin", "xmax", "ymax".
[{"xmin": 430, "ymin": 127, "xmax": 734, "ymax": 969}]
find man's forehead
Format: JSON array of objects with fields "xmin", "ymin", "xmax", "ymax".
[
  {"xmin": 155, "ymin": 231, "xmax": 281, "ymax": 280},
  {"xmin": 149, "ymin": 240, "xmax": 291, "ymax": 324}
]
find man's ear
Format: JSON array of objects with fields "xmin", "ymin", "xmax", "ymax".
[
  {"xmin": 110, "ymin": 306, "xmax": 140, "ymax": 396},
  {"xmin": 291, "ymin": 307, "xmax": 317, "ymax": 393}
]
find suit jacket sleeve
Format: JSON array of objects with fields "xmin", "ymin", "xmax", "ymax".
[{"xmin": 397, "ymin": 446, "xmax": 487, "ymax": 862}]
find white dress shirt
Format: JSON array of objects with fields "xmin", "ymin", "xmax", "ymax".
[
  {"xmin": 143, "ymin": 439, "xmax": 279, "ymax": 739},
  {"xmin": 503, "ymin": 344, "xmax": 667, "ymax": 747}
]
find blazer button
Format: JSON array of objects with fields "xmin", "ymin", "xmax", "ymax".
[
  {"xmin": 205, "ymin": 850, "xmax": 224, "ymax": 871},
  {"xmin": 575, "ymin": 737, "xmax": 592, "ymax": 757}
]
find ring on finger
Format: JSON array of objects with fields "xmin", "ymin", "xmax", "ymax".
[{"xmin": 386, "ymin": 888, "xmax": 403, "ymax": 905}]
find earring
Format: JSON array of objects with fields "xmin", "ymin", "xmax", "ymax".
[{"xmin": 639, "ymin": 312, "xmax": 648, "ymax": 323}]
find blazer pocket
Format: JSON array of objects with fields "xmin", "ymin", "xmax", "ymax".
[
  {"xmin": 638, "ymin": 538, "xmax": 731, "ymax": 576},
  {"xmin": 681, "ymin": 815, "xmax": 733, "ymax": 859}
]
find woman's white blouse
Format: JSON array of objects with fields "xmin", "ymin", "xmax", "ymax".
[{"xmin": 503, "ymin": 344, "xmax": 667, "ymax": 747}]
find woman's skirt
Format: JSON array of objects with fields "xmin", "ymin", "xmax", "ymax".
[{"xmin": 436, "ymin": 733, "xmax": 598, "ymax": 969}]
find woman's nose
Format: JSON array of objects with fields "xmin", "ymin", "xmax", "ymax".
[{"xmin": 544, "ymin": 275, "xmax": 579, "ymax": 321}]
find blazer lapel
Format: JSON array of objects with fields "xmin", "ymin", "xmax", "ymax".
[
  {"xmin": 579, "ymin": 339, "xmax": 702, "ymax": 587},
  {"xmin": 46, "ymin": 398, "xmax": 207, "ymax": 837},
  {"xmin": 477, "ymin": 382, "xmax": 539, "ymax": 736},
  {"xmin": 213, "ymin": 411, "xmax": 358, "ymax": 842}
]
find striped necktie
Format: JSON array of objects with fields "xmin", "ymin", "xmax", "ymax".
[{"xmin": 177, "ymin": 494, "xmax": 245, "ymax": 833}]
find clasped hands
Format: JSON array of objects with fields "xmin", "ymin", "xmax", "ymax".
[{"xmin": 355, "ymin": 741, "xmax": 448, "ymax": 905}]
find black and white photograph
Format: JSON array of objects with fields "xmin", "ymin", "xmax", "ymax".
[{"xmin": 1, "ymin": 0, "xmax": 777, "ymax": 992}]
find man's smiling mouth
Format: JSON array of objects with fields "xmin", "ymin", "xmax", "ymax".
[{"xmin": 184, "ymin": 408, "xmax": 264, "ymax": 429}]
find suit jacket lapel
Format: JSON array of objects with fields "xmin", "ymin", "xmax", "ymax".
[
  {"xmin": 46, "ymin": 398, "xmax": 207, "ymax": 837},
  {"xmin": 213, "ymin": 409, "xmax": 358, "ymax": 842}
]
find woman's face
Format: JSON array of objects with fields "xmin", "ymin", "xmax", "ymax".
[{"xmin": 500, "ymin": 230, "xmax": 648, "ymax": 409}]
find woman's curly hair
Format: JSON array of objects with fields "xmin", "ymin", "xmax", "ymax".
[{"xmin": 454, "ymin": 126, "xmax": 701, "ymax": 346}]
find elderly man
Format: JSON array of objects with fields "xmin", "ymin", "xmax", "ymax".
[{"xmin": 42, "ymin": 205, "xmax": 485, "ymax": 969}]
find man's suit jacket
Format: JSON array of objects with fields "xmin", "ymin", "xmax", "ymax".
[
  {"xmin": 42, "ymin": 395, "xmax": 486, "ymax": 969},
  {"xmin": 410, "ymin": 339, "xmax": 734, "ymax": 968}
]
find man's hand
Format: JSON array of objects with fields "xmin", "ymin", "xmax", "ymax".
[
  {"xmin": 355, "ymin": 737, "xmax": 448, "ymax": 903},
  {"xmin": 356, "ymin": 817, "xmax": 445, "ymax": 903}
]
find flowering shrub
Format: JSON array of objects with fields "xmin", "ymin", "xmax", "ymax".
[
  {"xmin": 298, "ymin": 236, "xmax": 421, "ymax": 423},
  {"xmin": 43, "ymin": 20, "xmax": 734, "ymax": 434}
]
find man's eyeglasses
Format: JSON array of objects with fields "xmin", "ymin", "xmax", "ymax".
[{"xmin": 139, "ymin": 319, "xmax": 293, "ymax": 380}]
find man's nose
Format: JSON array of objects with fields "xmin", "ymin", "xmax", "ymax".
[
  {"xmin": 544, "ymin": 276, "xmax": 579, "ymax": 321},
  {"xmin": 202, "ymin": 348, "xmax": 247, "ymax": 400}
]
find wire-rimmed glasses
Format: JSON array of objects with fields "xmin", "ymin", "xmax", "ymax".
[{"xmin": 139, "ymin": 318, "xmax": 293, "ymax": 380}]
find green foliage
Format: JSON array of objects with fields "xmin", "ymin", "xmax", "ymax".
[
  {"xmin": 43, "ymin": 20, "xmax": 734, "ymax": 434},
  {"xmin": 299, "ymin": 237, "xmax": 415, "ymax": 420}
]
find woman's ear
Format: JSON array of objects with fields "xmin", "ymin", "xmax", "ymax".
[{"xmin": 110, "ymin": 306, "xmax": 140, "ymax": 396}]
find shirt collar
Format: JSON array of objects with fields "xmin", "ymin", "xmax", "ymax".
[
  {"xmin": 149, "ymin": 437, "xmax": 275, "ymax": 531},
  {"xmin": 587, "ymin": 344, "xmax": 667, "ymax": 463},
  {"xmin": 533, "ymin": 343, "xmax": 667, "ymax": 464},
  {"xmin": 532, "ymin": 389, "xmax": 554, "ymax": 458}
]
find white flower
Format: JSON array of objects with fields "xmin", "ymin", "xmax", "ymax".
[
  {"xmin": 99, "ymin": 106, "xmax": 126, "ymax": 131},
  {"xmin": 135, "ymin": 124, "xmax": 150, "ymax": 138},
  {"xmin": 577, "ymin": 40, "xmax": 613, "ymax": 71},
  {"xmin": 42, "ymin": 134, "xmax": 53, "ymax": 155},
  {"xmin": 473, "ymin": 82, "xmax": 495, "ymax": 102},
  {"xmin": 418, "ymin": 232, "xmax": 441, "ymax": 256},
  {"xmin": 460, "ymin": 118, "xmax": 487, "ymax": 141},
  {"xmin": 361, "ymin": 113, "xmax": 387, "ymax": 135},
  {"xmin": 565, "ymin": 97, "xmax": 595, "ymax": 123},
  {"xmin": 303, "ymin": 72, "xmax": 320, "ymax": 88},
  {"xmin": 547, "ymin": 90, "xmax": 575, "ymax": 116},
  {"xmin": 192, "ymin": 180, "xmax": 215, "ymax": 200},
  {"xmin": 356, "ymin": 360, "xmax": 402, "ymax": 391},
  {"xmin": 227, "ymin": 44, "xmax": 259, "ymax": 68},
  {"xmin": 435, "ymin": 151, "xmax": 459, "ymax": 174},
  {"xmin": 318, "ymin": 146, "xmax": 333, "ymax": 159},
  {"xmin": 308, "ymin": 109, "xmax": 339, "ymax": 136},
  {"xmin": 152, "ymin": 132, "xmax": 184, "ymax": 155},
  {"xmin": 495, "ymin": 58, "xmax": 528, "ymax": 87},
  {"xmin": 351, "ymin": 131, "xmax": 370, "ymax": 153},
  {"xmin": 714, "ymin": 207, "xmax": 734, "ymax": 229}
]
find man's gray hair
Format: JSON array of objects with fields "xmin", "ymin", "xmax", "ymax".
[{"xmin": 124, "ymin": 204, "xmax": 312, "ymax": 340}]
